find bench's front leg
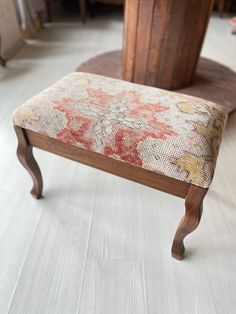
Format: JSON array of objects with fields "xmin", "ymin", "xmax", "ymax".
[
  {"xmin": 14, "ymin": 126, "xmax": 43, "ymax": 199},
  {"xmin": 171, "ymin": 185, "xmax": 208, "ymax": 260}
]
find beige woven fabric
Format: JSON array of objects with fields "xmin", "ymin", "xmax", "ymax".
[{"xmin": 13, "ymin": 72, "xmax": 228, "ymax": 188}]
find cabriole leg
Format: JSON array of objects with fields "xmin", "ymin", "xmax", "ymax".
[
  {"xmin": 171, "ymin": 185, "xmax": 208, "ymax": 260},
  {"xmin": 14, "ymin": 126, "xmax": 43, "ymax": 199}
]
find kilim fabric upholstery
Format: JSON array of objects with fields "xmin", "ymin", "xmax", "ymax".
[{"xmin": 13, "ymin": 73, "xmax": 227, "ymax": 188}]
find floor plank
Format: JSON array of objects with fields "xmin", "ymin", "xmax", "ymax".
[
  {"xmin": 8, "ymin": 163, "xmax": 98, "ymax": 314},
  {"xmin": 87, "ymin": 172, "xmax": 146, "ymax": 260},
  {"xmin": 0, "ymin": 192, "xmax": 43, "ymax": 313},
  {"xmin": 78, "ymin": 259, "xmax": 147, "ymax": 314}
]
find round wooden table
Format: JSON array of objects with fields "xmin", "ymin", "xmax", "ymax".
[{"xmin": 77, "ymin": 0, "xmax": 236, "ymax": 113}]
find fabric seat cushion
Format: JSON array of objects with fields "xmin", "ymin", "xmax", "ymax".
[{"xmin": 13, "ymin": 72, "xmax": 228, "ymax": 188}]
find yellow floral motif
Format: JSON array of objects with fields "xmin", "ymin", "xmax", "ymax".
[
  {"xmin": 13, "ymin": 106, "xmax": 37, "ymax": 126},
  {"xmin": 174, "ymin": 155, "xmax": 206, "ymax": 186},
  {"xmin": 178, "ymin": 102, "xmax": 195, "ymax": 113},
  {"xmin": 194, "ymin": 122, "xmax": 221, "ymax": 157},
  {"xmin": 194, "ymin": 122, "xmax": 217, "ymax": 141}
]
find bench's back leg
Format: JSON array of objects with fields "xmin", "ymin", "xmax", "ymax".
[
  {"xmin": 14, "ymin": 126, "xmax": 43, "ymax": 199},
  {"xmin": 171, "ymin": 185, "xmax": 208, "ymax": 260},
  {"xmin": 0, "ymin": 56, "xmax": 6, "ymax": 67}
]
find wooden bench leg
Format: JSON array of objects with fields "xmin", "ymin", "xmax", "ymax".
[
  {"xmin": 171, "ymin": 185, "xmax": 208, "ymax": 260},
  {"xmin": 45, "ymin": 0, "xmax": 52, "ymax": 23},
  {"xmin": 0, "ymin": 56, "xmax": 6, "ymax": 67},
  {"xmin": 79, "ymin": 0, "xmax": 86, "ymax": 24},
  {"xmin": 14, "ymin": 126, "xmax": 43, "ymax": 199}
]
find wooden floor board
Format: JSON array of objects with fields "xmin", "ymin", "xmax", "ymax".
[
  {"xmin": 8, "ymin": 164, "xmax": 98, "ymax": 314},
  {"xmin": 87, "ymin": 172, "xmax": 146, "ymax": 260},
  {"xmin": 0, "ymin": 192, "xmax": 43, "ymax": 314},
  {"xmin": 78, "ymin": 259, "xmax": 148, "ymax": 314}
]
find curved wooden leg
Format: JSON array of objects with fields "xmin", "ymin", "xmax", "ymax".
[
  {"xmin": 171, "ymin": 185, "xmax": 208, "ymax": 260},
  {"xmin": 14, "ymin": 126, "xmax": 43, "ymax": 199},
  {"xmin": 0, "ymin": 56, "xmax": 6, "ymax": 67}
]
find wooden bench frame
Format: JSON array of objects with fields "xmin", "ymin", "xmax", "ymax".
[{"xmin": 14, "ymin": 126, "xmax": 208, "ymax": 260}]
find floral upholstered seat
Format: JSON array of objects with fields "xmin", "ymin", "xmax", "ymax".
[{"xmin": 13, "ymin": 72, "xmax": 227, "ymax": 188}]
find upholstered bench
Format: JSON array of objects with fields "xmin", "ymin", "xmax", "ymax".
[{"xmin": 12, "ymin": 73, "xmax": 227, "ymax": 260}]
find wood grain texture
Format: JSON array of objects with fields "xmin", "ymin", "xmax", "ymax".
[
  {"xmin": 132, "ymin": 0, "xmax": 154, "ymax": 85},
  {"xmin": 15, "ymin": 126, "xmax": 43, "ymax": 199},
  {"xmin": 123, "ymin": 0, "xmax": 214, "ymax": 89},
  {"xmin": 171, "ymin": 185, "xmax": 208, "ymax": 260},
  {"xmin": 25, "ymin": 129, "xmax": 190, "ymax": 199},
  {"xmin": 122, "ymin": 0, "xmax": 139, "ymax": 82}
]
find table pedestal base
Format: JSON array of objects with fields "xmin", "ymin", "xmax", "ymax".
[{"xmin": 76, "ymin": 50, "xmax": 236, "ymax": 114}]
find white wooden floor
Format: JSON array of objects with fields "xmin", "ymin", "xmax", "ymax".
[{"xmin": 0, "ymin": 12, "xmax": 236, "ymax": 314}]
